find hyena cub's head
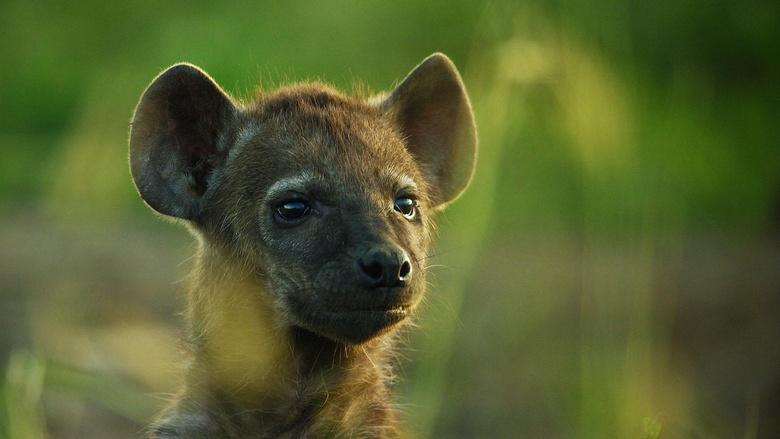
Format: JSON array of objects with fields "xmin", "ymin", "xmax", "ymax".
[{"xmin": 129, "ymin": 54, "xmax": 476, "ymax": 344}]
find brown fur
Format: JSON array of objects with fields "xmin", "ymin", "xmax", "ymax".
[{"xmin": 128, "ymin": 54, "xmax": 476, "ymax": 438}]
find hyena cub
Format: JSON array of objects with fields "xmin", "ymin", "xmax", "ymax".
[{"xmin": 129, "ymin": 53, "xmax": 476, "ymax": 438}]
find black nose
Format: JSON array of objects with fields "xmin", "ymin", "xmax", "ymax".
[{"xmin": 357, "ymin": 245, "xmax": 412, "ymax": 288}]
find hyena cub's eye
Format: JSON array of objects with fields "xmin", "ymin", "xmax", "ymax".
[
  {"xmin": 274, "ymin": 199, "xmax": 312, "ymax": 226},
  {"xmin": 394, "ymin": 196, "xmax": 417, "ymax": 220}
]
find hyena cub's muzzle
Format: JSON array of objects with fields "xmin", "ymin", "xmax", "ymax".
[{"xmin": 285, "ymin": 241, "xmax": 421, "ymax": 345}]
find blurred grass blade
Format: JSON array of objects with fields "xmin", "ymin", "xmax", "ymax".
[
  {"xmin": 4, "ymin": 351, "xmax": 47, "ymax": 439},
  {"xmin": 43, "ymin": 360, "xmax": 158, "ymax": 423}
]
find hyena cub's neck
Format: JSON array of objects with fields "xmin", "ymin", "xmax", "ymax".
[
  {"xmin": 165, "ymin": 244, "xmax": 399, "ymax": 437},
  {"xmin": 129, "ymin": 52, "xmax": 476, "ymax": 438}
]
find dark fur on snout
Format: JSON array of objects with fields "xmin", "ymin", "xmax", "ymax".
[{"xmin": 129, "ymin": 53, "xmax": 476, "ymax": 438}]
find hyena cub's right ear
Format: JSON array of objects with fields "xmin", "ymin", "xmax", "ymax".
[{"xmin": 129, "ymin": 63, "xmax": 237, "ymax": 221}]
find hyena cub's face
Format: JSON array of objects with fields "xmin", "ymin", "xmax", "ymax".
[
  {"xmin": 225, "ymin": 92, "xmax": 433, "ymax": 343},
  {"xmin": 129, "ymin": 54, "xmax": 476, "ymax": 344}
]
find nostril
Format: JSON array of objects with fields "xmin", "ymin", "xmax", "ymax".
[
  {"xmin": 399, "ymin": 260, "xmax": 411, "ymax": 280},
  {"xmin": 360, "ymin": 259, "xmax": 384, "ymax": 282}
]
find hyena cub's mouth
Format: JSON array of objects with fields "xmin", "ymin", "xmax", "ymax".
[
  {"xmin": 286, "ymin": 295, "xmax": 413, "ymax": 344},
  {"xmin": 336, "ymin": 304, "xmax": 411, "ymax": 318}
]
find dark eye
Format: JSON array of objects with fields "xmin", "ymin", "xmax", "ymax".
[
  {"xmin": 274, "ymin": 199, "xmax": 311, "ymax": 225},
  {"xmin": 394, "ymin": 196, "xmax": 417, "ymax": 219}
]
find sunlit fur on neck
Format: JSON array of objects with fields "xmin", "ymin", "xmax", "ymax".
[
  {"xmin": 186, "ymin": 240, "xmax": 293, "ymax": 406},
  {"xmin": 162, "ymin": 236, "xmax": 403, "ymax": 437}
]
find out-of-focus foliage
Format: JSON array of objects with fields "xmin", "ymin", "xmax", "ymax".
[{"xmin": 1, "ymin": 1, "xmax": 778, "ymax": 438}]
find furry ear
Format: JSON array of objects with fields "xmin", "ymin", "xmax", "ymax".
[
  {"xmin": 129, "ymin": 63, "xmax": 236, "ymax": 220},
  {"xmin": 382, "ymin": 53, "xmax": 477, "ymax": 209}
]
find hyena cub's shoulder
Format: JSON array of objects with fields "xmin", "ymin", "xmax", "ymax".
[{"xmin": 129, "ymin": 54, "xmax": 476, "ymax": 438}]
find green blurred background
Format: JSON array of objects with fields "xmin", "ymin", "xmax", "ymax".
[{"xmin": 1, "ymin": 1, "xmax": 779, "ymax": 438}]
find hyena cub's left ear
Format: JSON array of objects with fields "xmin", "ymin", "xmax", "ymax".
[
  {"xmin": 381, "ymin": 53, "xmax": 477, "ymax": 209},
  {"xmin": 129, "ymin": 63, "xmax": 237, "ymax": 221}
]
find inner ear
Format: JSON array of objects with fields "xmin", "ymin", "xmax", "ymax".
[
  {"xmin": 129, "ymin": 63, "xmax": 236, "ymax": 220},
  {"xmin": 381, "ymin": 53, "xmax": 477, "ymax": 209}
]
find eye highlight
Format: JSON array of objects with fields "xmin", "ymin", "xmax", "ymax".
[
  {"xmin": 394, "ymin": 196, "xmax": 417, "ymax": 219},
  {"xmin": 274, "ymin": 199, "xmax": 311, "ymax": 226}
]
